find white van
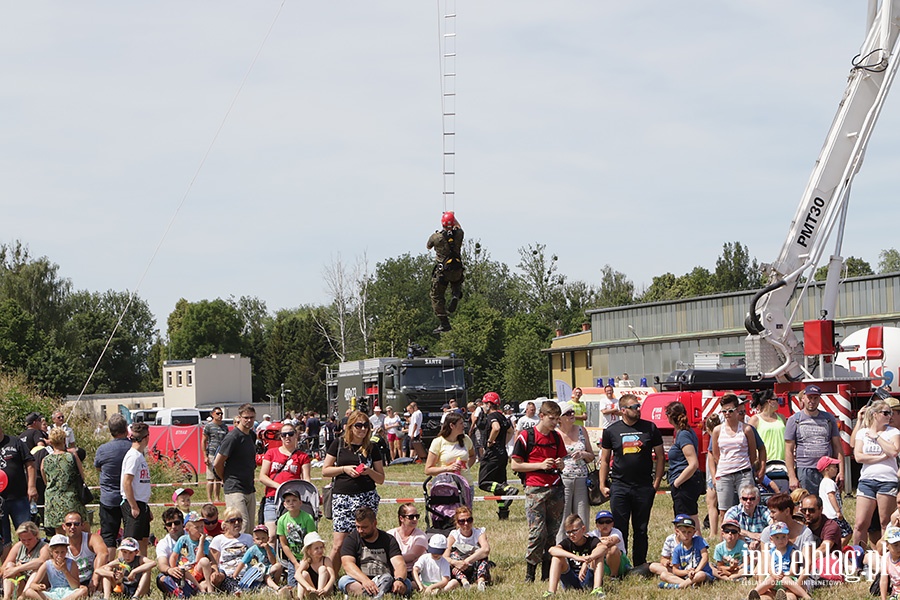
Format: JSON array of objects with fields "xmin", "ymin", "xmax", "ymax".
[{"xmin": 154, "ymin": 408, "xmax": 202, "ymax": 426}]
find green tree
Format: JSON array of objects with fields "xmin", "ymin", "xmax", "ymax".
[
  {"xmin": 879, "ymin": 248, "xmax": 900, "ymax": 274},
  {"xmin": 639, "ymin": 267, "xmax": 714, "ymax": 303},
  {"xmin": 0, "ymin": 298, "xmax": 41, "ymax": 370},
  {"xmin": 516, "ymin": 243, "xmax": 566, "ymax": 323},
  {"xmin": 63, "ymin": 290, "xmax": 156, "ymax": 394},
  {"xmin": 0, "ymin": 242, "xmax": 72, "ymax": 338},
  {"xmin": 436, "ymin": 299, "xmax": 505, "ymax": 400},
  {"xmin": 713, "ymin": 242, "xmax": 763, "ymax": 292},
  {"xmin": 262, "ymin": 308, "xmax": 330, "ymax": 412},
  {"xmin": 366, "ymin": 253, "xmax": 435, "ymax": 351},
  {"xmin": 168, "ymin": 299, "xmax": 243, "ymax": 360},
  {"xmin": 231, "ymin": 295, "xmax": 271, "ymax": 400},
  {"xmin": 813, "ymin": 256, "xmax": 874, "ymax": 281},
  {"xmin": 500, "ymin": 314, "xmax": 551, "ymax": 401},
  {"xmin": 597, "ymin": 265, "xmax": 634, "ymax": 308},
  {"xmin": 462, "ymin": 240, "xmax": 523, "ymax": 318}
]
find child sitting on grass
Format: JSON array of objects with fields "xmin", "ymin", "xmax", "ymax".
[
  {"xmin": 713, "ymin": 519, "xmax": 748, "ymax": 581},
  {"xmin": 413, "ymin": 534, "xmax": 457, "ymax": 595},
  {"xmin": 295, "ymin": 533, "xmax": 335, "ymax": 599},
  {"xmin": 545, "ymin": 515, "xmax": 607, "ymax": 597},
  {"xmin": 169, "ymin": 512, "xmax": 212, "ymax": 592},
  {"xmin": 232, "ymin": 525, "xmax": 282, "ymax": 592},
  {"xmin": 657, "ymin": 515, "xmax": 713, "ymax": 589},
  {"xmin": 749, "ymin": 521, "xmax": 809, "ymax": 600},
  {"xmin": 24, "ymin": 535, "xmax": 86, "ymax": 600},
  {"xmin": 95, "ymin": 537, "xmax": 155, "ymax": 599},
  {"xmin": 588, "ymin": 510, "xmax": 631, "ymax": 586}
]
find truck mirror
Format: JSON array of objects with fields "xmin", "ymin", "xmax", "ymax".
[{"xmin": 384, "ymin": 374, "xmax": 394, "ymax": 389}]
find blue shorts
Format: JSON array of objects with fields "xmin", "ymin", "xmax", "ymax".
[
  {"xmin": 560, "ymin": 566, "xmax": 594, "ymax": 590},
  {"xmin": 857, "ymin": 478, "xmax": 898, "ymax": 499}
]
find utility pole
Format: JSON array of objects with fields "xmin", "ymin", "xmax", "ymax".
[{"xmin": 280, "ymin": 383, "xmax": 292, "ymax": 421}]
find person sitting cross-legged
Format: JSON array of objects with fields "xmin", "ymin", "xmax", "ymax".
[{"xmin": 544, "ymin": 515, "xmax": 607, "ymax": 598}]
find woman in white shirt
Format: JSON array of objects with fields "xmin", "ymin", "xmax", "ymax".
[
  {"xmin": 852, "ymin": 399, "xmax": 900, "ymax": 546},
  {"xmin": 424, "ymin": 413, "xmax": 476, "ymax": 482},
  {"xmin": 383, "ymin": 407, "xmax": 402, "ymax": 462}
]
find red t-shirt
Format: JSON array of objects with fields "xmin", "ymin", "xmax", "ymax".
[
  {"xmin": 262, "ymin": 447, "xmax": 311, "ymax": 497},
  {"xmin": 511, "ymin": 427, "xmax": 566, "ymax": 487},
  {"xmin": 204, "ymin": 520, "xmax": 223, "ymax": 537}
]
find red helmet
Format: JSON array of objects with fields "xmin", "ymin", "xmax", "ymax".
[
  {"xmin": 482, "ymin": 392, "xmax": 500, "ymax": 405},
  {"xmin": 441, "ymin": 211, "xmax": 456, "ymax": 228}
]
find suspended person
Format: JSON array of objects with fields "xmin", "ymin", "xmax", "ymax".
[
  {"xmin": 427, "ymin": 211, "xmax": 464, "ymax": 334},
  {"xmin": 476, "ymin": 393, "xmax": 519, "ymax": 520}
]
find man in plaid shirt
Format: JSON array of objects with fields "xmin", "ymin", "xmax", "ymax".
[{"xmin": 722, "ymin": 484, "xmax": 771, "ymax": 549}]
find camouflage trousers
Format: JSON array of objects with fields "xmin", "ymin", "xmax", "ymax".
[{"xmin": 524, "ymin": 485, "xmax": 565, "ymax": 566}]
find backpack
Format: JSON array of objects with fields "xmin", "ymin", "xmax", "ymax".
[
  {"xmin": 516, "ymin": 426, "xmax": 562, "ymax": 485},
  {"xmin": 439, "ymin": 229, "xmax": 464, "ymax": 281}
]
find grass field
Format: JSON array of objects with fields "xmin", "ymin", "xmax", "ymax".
[{"xmin": 132, "ymin": 460, "xmax": 882, "ymax": 599}]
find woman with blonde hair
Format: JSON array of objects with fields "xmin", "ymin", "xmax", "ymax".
[
  {"xmin": 41, "ymin": 428, "xmax": 87, "ymax": 533},
  {"xmin": 1, "ymin": 521, "xmax": 48, "ymax": 600},
  {"xmin": 852, "ymin": 398, "xmax": 900, "ymax": 545},
  {"xmin": 321, "ymin": 410, "xmax": 386, "ymax": 567}
]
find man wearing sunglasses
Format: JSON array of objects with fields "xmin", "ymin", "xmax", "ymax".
[
  {"xmin": 599, "ymin": 394, "xmax": 664, "ymax": 572},
  {"xmin": 799, "ymin": 494, "xmax": 841, "ymax": 555},
  {"xmin": 214, "ymin": 404, "xmax": 258, "ymax": 533},
  {"xmin": 121, "ymin": 422, "xmax": 152, "ymax": 556},
  {"xmin": 62, "ymin": 509, "xmax": 108, "ymax": 594},
  {"xmin": 339, "ymin": 506, "xmax": 412, "ymax": 597}
]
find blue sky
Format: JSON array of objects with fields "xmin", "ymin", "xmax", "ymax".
[{"xmin": 2, "ymin": 2, "xmax": 898, "ymax": 332}]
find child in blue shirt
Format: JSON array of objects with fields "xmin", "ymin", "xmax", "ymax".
[
  {"xmin": 751, "ymin": 521, "xmax": 808, "ymax": 599},
  {"xmin": 712, "ymin": 519, "xmax": 748, "ymax": 581},
  {"xmin": 658, "ymin": 515, "xmax": 713, "ymax": 589},
  {"xmin": 170, "ymin": 512, "xmax": 212, "ymax": 592},
  {"xmin": 232, "ymin": 525, "xmax": 282, "ymax": 592}
]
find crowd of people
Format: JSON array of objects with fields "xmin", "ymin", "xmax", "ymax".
[{"xmin": 8, "ymin": 384, "xmax": 900, "ymax": 599}]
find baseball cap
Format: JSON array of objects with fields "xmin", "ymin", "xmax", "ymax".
[
  {"xmin": 770, "ymin": 521, "xmax": 790, "ymax": 536},
  {"xmin": 253, "ymin": 524, "xmax": 269, "ymax": 534},
  {"xmin": 427, "ymin": 534, "xmax": 448, "ymax": 554},
  {"xmin": 25, "ymin": 412, "xmax": 42, "ymax": 426},
  {"xmin": 49, "ymin": 534, "xmax": 69, "ymax": 547},
  {"xmin": 886, "ymin": 526, "xmax": 900, "ymax": 544},
  {"xmin": 804, "ymin": 384, "xmax": 822, "ymax": 396},
  {"xmin": 557, "ymin": 401, "xmax": 573, "ymax": 415},
  {"xmin": 118, "ymin": 537, "xmax": 139, "ymax": 552},
  {"xmin": 816, "ymin": 456, "xmax": 840, "ymax": 472},
  {"xmin": 172, "ymin": 488, "xmax": 194, "ymax": 503},
  {"xmin": 595, "ymin": 510, "xmax": 613, "ymax": 522},
  {"xmin": 303, "ymin": 532, "xmax": 325, "ymax": 550},
  {"xmin": 672, "ymin": 514, "xmax": 695, "ymax": 528},
  {"xmin": 721, "ymin": 519, "xmax": 741, "ymax": 533},
  {"xmin": 441, "ymin": 403, "xmax": 450, "ymax": 410},
  {"xmin": 281, "ymin": 489, "xmax": 300, "ymax": 500},
  {"xmin": 184, "ymin": 511, "xmax": 202, "ymax": 524}
]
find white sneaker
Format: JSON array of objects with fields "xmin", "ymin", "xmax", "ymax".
[{"xmin": 477, "ymin": 581, "xmax": 486, "ymax": 592}]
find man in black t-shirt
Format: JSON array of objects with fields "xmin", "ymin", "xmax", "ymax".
[
  {"xmin": 599, "ymin": 394, "xmax": 664, "ymax": 569},
  {"xmin": 339, "ymin": 507, "xmax": 412, "ymax": 597},
  {"xmin": 214, "ymin": 403, "xmax": 257, "ymax": 533},
  {"xmin": 305, "ymin": 411, "xmax": 321, "ymax": 457},
  {"xmin": 0, "ymin": 423, "xmax": 37, "ymax": 547},
  {"xmin": 477, "ymin": 392, "xmax": 518, "ymax": 520},
  {"xmin": 18, "ymin": 412, "xmax": 47, "ymax": 451}
]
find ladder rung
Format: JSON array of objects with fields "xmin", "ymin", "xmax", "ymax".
[
  {"xmin": 443, "ymin": 53, "xmax": 456, "ymax": 58},
  {"xmin": 444, "ymin": 33, "xmax": 456, "ymax": 38},
  {"xmin": 444, "ymin": 73, "xmax": 456, "ymax": 77},
  {"xmin": 443, "ymin": 133, "xmax": 455, "ymax": 136},
  {"xmin": 443, "ymin": 112, "xmax": 456, "ymax": 116},
  {"xmin": 444, "ymin": 13, "xmax": 456, "ymax": 18},
  {"xmin": 443, "ymin": 191, "xmax": 455, "ymax": 195},
  {"xmin": 444, "ymin": 152, "xmax": 456, "ymax": 156}
]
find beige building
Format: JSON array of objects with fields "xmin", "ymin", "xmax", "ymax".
[
  {"xmin": 65, "ymin": 392, "xmax": 164, "ymax": 422},
  {"xmin": 162, "ymin": 353, "xmax": 252, "ymax": 408},
  {"xmin": 543, "ymin": 326, "xmax": 595, "ymax": 393}
]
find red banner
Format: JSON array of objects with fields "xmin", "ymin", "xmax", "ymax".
[{"xmin": 148, "ymin": 425, "xmax": 205, "ymax": 475}]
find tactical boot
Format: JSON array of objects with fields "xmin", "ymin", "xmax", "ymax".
[
  {"xmin": 525, "ymin": 562, "xmax": 537, "ymax": 583},
  {"xmin": 447, "ymin": 294, "xmax": 460, "ymax": 314},
  {"xmin": 432, "ymin": 316, "xmax": 452, "ymax": 334},
  {"xmin": 497, "ymin": 507, "xmax": 509, "ymax": 520}
]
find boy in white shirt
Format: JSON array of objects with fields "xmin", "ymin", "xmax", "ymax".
[
  {"xmin": 413, "ymin": 535, "xmax": 457, "ymax": 594},
  {"xmin": 816, "ymin": 456, "xmax": 852, "ymax": 542}
]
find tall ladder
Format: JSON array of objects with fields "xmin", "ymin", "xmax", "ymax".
[{"xmin": 439, "ymin": 0, "xmax": 456, "ymax": 212}]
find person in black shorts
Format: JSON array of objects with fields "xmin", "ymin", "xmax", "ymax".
[{"xmin": 121, "ymin": 422, "xmax": 152, "ymax": 555}]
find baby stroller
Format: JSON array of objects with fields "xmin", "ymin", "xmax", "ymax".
[
  {"xmin": 423, "ymin": 472, "xmax": 473, "ymax": 535},
  {"xmin": 758, "ymin": 460, "xmax": 791, "ymax": 502}
]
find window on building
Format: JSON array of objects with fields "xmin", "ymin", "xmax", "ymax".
[
  {"xmin": 166, "ymin": 372, "xmax": 172, "ymax": 387},
  {"xmin": 101, "ymin": 406, "xmax": 107, "ymax": 420},
  {"xmin": 586, "ymin": 350, "xmax": 592, "ymax": 369},
  {"xmin": 152, "ymin": 403, "xmax": 158, "ymax": 408},
  {"xmin": 187, "ymin": 370, "xmax": 193, "ymax": 386},
  {"xmin": 560, "ymin": 352, "xmax": 567, "ymax": 371},
  {"xmin": 177, "ymin": 371, "xmax": 183, "ymax": 386}
]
